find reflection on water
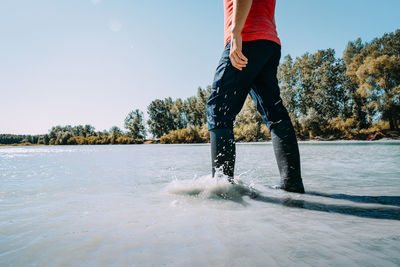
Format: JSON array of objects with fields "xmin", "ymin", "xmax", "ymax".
[{"xmin": 1, "ymin": 142, "xmax": 400, "ymax": 266}]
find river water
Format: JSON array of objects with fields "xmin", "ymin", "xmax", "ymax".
[{"xmin": 1, "ymin": 142, "xmax": 400, "ymax": 266}]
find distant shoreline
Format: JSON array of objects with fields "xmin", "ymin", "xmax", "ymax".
[{"xmin": 1, "ymin": 137, "xmax": 399, "ymax": 147}]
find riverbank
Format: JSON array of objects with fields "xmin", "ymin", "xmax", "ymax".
[
  {"xmin": 1, "ymin": 126, "xmax": 399, "ymax": 146},
  {"xmin": 158, "ymin": 127, "xmax": 400, "ymax": 144},
  {"xmin": 1, "ymin": 135, "xmax": 399, "ymax": 147},
  {"xmin": 0, "ymin": 143, "xmax": 45, "ymax": 147}
]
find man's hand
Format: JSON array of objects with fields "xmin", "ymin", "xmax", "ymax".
[
  {"xmin": 229, "ymin": 0, "xmax": 253, "ymax": 71},
  {"xmin": 229, "ymin": 32, "xmax": 248, "ymax": 71}
]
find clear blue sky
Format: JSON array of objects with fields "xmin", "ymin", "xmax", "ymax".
[{"xmin": 1, "ymin": 0, "xmax": 399, "ymax": 134}]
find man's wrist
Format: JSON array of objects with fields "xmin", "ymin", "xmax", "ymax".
[{"xmin": 231, "ymin": 26, "xmax": 242, "ymax": 37}]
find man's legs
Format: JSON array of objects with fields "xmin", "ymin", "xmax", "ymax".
[
  {"xmin": 207, "ymin": 40, "xmax": 275, "ymax": 180},
  {"xmin": 250, "ymin": 43, "xmax": 305, "ymax": 193},
  {"xmin": 207, "ymin": 40, "xmax": 304, "ymax": 192}
]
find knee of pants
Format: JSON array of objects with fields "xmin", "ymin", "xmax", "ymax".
[
  {"xmin": 262, "ymin": 100, "xmax": 291, "ymax": 130},
  {"xmin": 206, "ymin": 100, "xmax": 235, "ymax": 131},
  {"xmin": 250, "ymin": 90, "xmax": 290, "ymax": 130}
]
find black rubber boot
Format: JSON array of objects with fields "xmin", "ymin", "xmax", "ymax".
[
  {"xmin": 210, "ymin": 128, "xmax": 235, "ymax": 183},
  {"xmin": 270, "ymin": 120, "xmax": 305, "ymax": 193}
]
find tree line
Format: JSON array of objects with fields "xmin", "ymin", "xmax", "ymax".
[
  {"xmin": 158, "ymin": 29, "xmax": 400, "ymax": 143},
  {"xmin": 0, "ymin": 124, "xmax": 142, "ymax": 146},
  {"xmin": 278, "ymin": 29, "xmax": 399, "ymax": 138},
  {"xmin": 1, "ymin": 30, "xmax": 399, "ymax": 145}
]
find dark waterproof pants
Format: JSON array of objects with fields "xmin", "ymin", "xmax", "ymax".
[{"xmin": 207, "ymin": 40, "xmax": 305, "ymax": 193}]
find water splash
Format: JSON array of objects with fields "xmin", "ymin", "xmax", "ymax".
[{"xmin": 167, "ymin": 174, "xmax": 258, "ymax": 201}]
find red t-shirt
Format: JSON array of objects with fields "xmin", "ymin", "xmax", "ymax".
[{"xmin": 224, "ymin": 0, "xmax": 280, "ymax": 46}]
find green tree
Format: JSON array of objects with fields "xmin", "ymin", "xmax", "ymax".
[
  {"xmin": 124, "ymin": 109, "xmax": 147, "ymax": 140},
  {"xmin": 109, "ymin": 126, "xmax": 122, "ymax": 144},
  {"xmin": 43, "ymin": 134, "xmax": 50, "ymax": 145},
  {"xmin": 109, "ymin": 126, "xmax": 122, "ymax": 136},
  {"xmin": 281, "ymin": 49, "xmax": 346, "ymax": 136},
  {"xmin": 356, "ymin": 53, "xmax": 400, "ymax": 129},
  {"xmin": 298, "ymin": 107, "xmax": 323, "ymax": 138},
  {"xmin": 147, "ymin": 98, "xmax": 177, "ymax": 138},
  {"xmin": 296, "ymin": 49, "xmax": 345, "ymax": 119},
  {"xmin": 83, "ymin": 125, "xmax": 95, "ymax": 137},
  {"xmin": 183, "ymin": 87, "xmax": 211, "ymax": 127},
  {"xmin": 346, "ymin": 30, "xmax": 400, "ymax": 129},
  {"xmin": 343, "ymin": 38, "xmax": 369, "ymax": 129},
  {"xmin": 278, "ymin": 54, "xmax": 298, "ymax": 118},
  {"xmin": 171, "ymin": 98, "xmax": 187, "ymax": 129}
]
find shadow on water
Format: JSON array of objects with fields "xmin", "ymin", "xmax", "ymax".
[
  {"xmin": 168, "ymin": 179, "xmax": 400, "ymax": 220},
  {"xmin": 306, "ymin": 191, "xmax": 400, "ymax": 207},
  {"xmin": 251, "ymin": 194, "xmax": 400, "ymax": 221}
]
